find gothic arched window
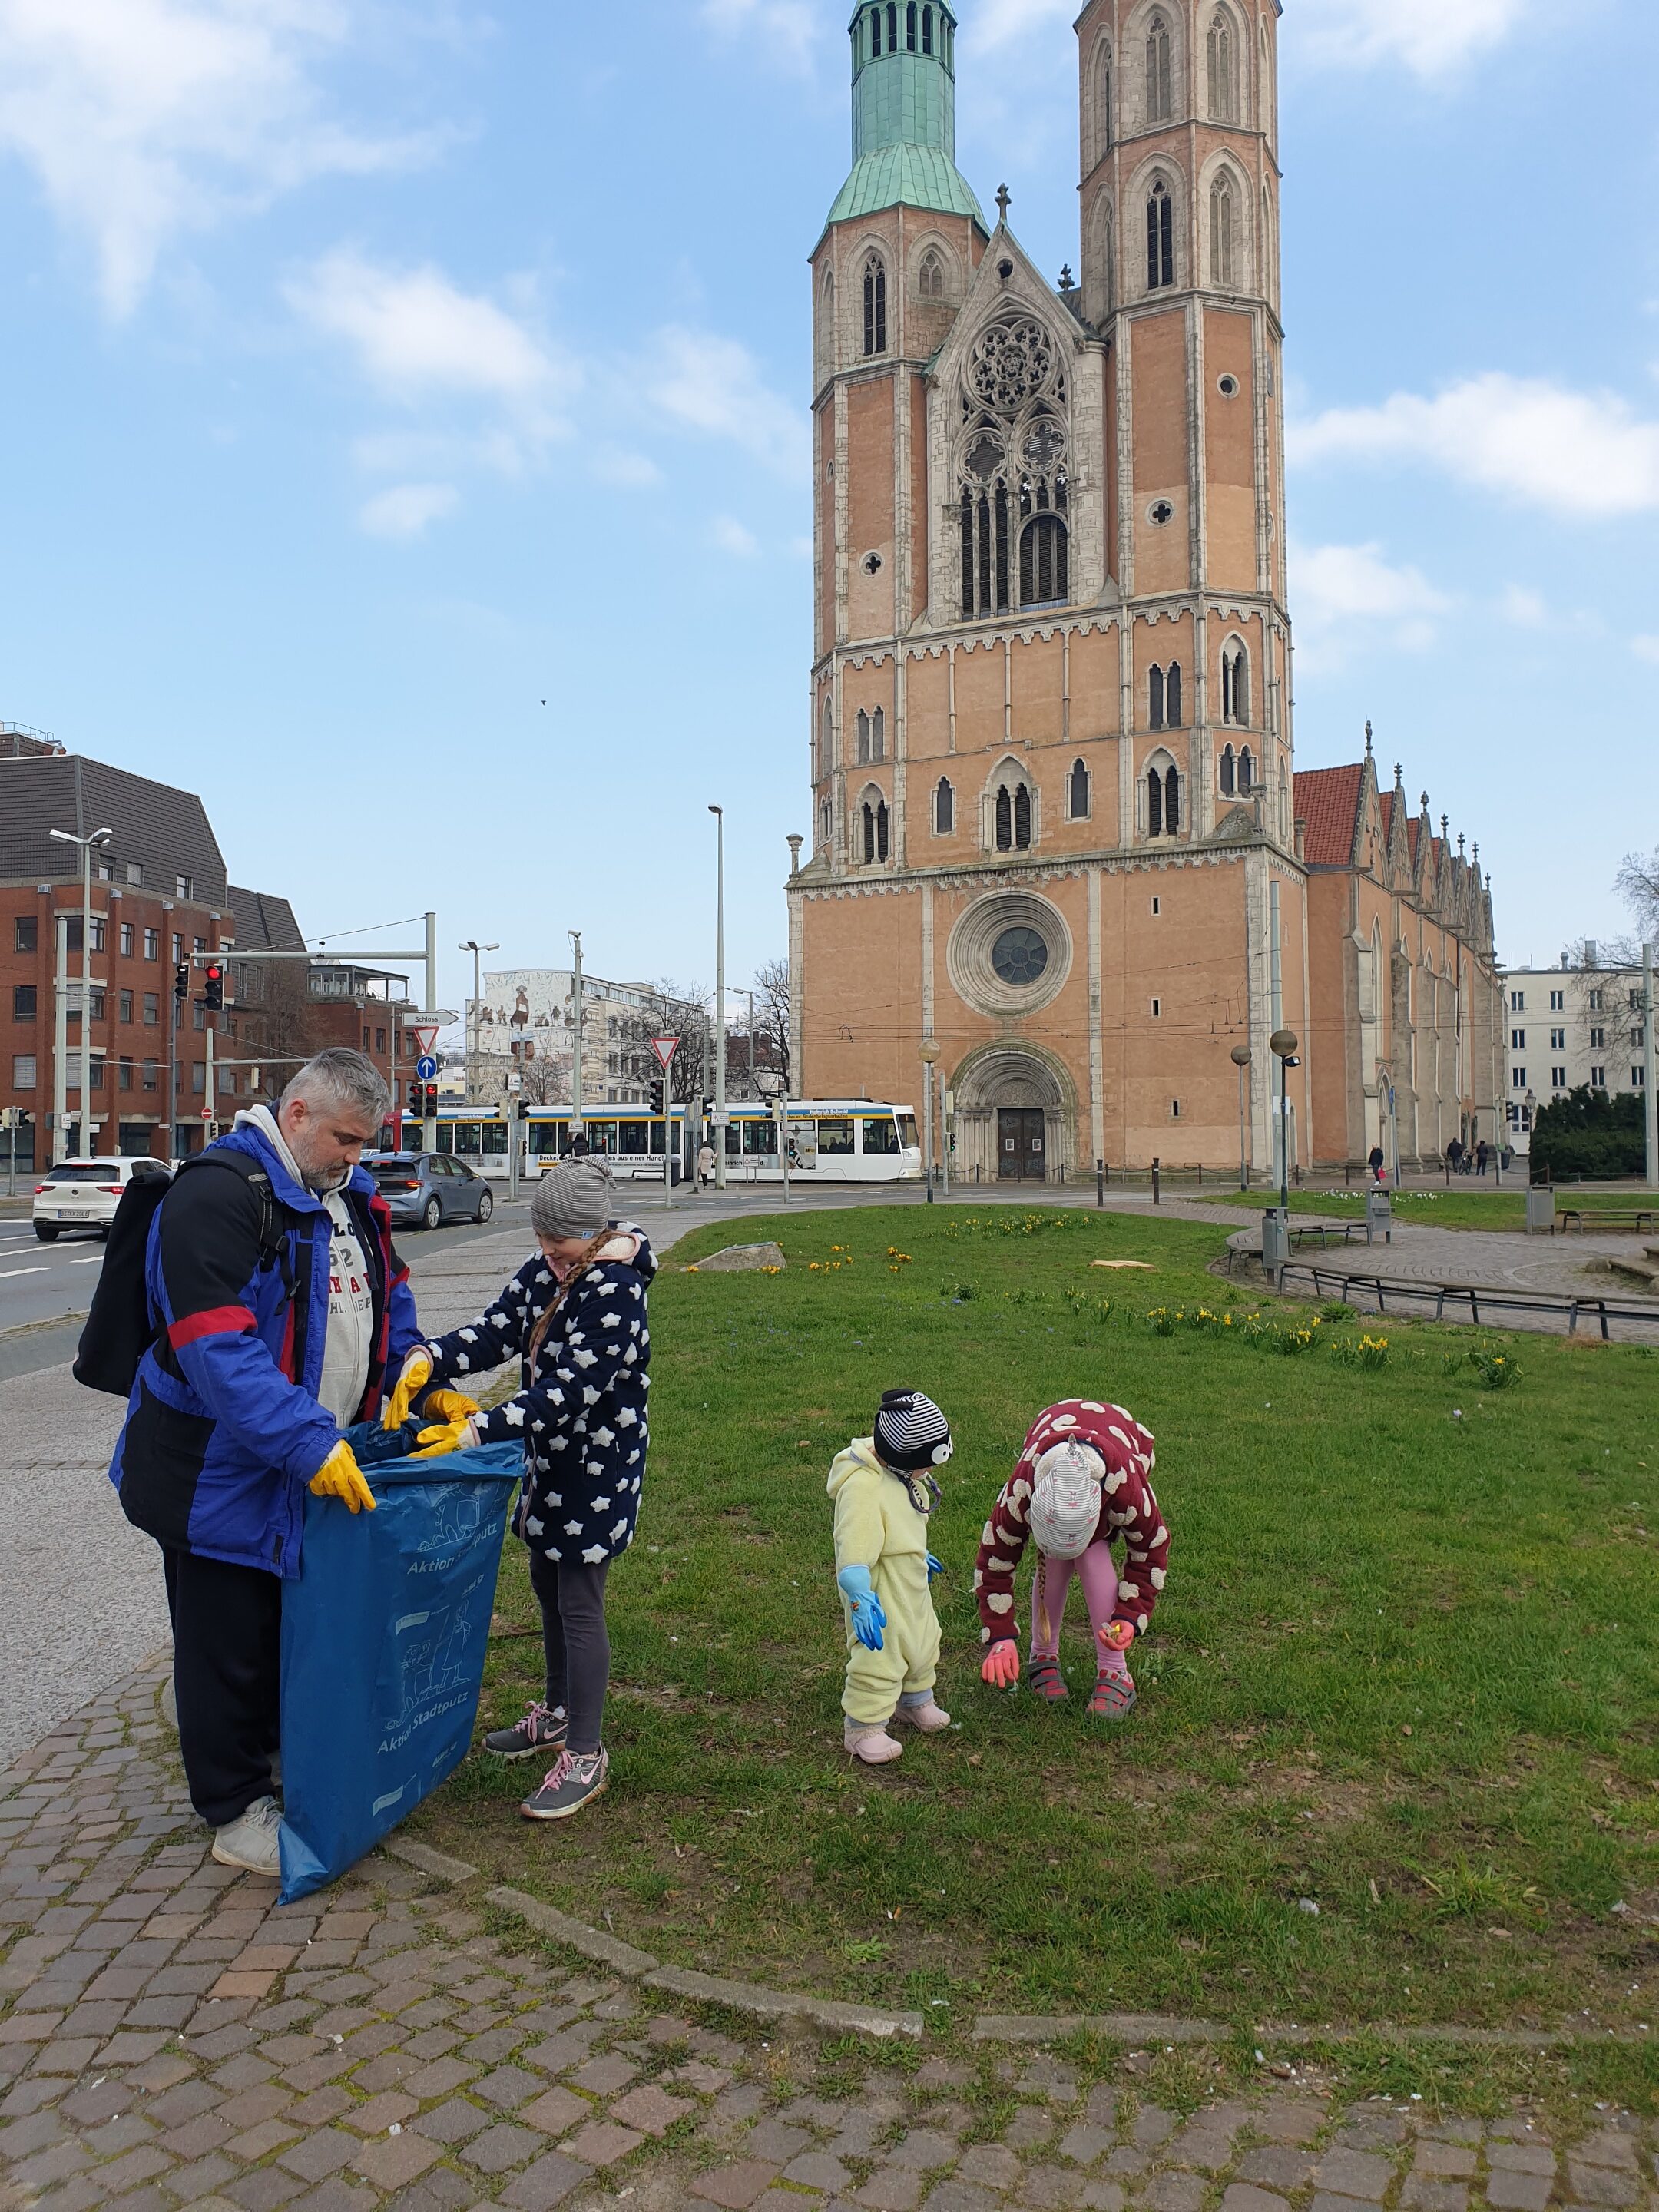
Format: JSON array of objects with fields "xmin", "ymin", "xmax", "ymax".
[
  {"xmin": 1094, "ymin": 41, "xmax": 1114, "ymax": 163},
  {"xmin": 1208, "ymin": 10, "xmax": 1236, "ymax": 121},
  {"xmin": 1210, "ymin": 176, "xmax": 1237, "ymax": 288},
  {"xmin": 1015, "ymin": 784, "xmax": 1032, "ymax": 848},
  {"xmin": 862, "ymin": 796, "xmax": 889, "ymax": 864},
  {"xmin": 960, "ymin": 483, "xmax": 1012, "ymax": 618},
  {"xmin": 1149, "ymin": 663, "xmax": 1166, "ymax": 732},
  {"xmin": 1069, "ymin": 758, "xmax": 1090, "ymax": 819},
  {"xmin": 1146, "ymin": 12, "xmax": 1173, "ymax": 124},
  {"xmin": 1147, "ymin": 180, "xmax": 1174, "ymax": 290},
  {"xmin": 919, "ymin": 248, "xmax": 945, "ymax": 301},
  {"xmin": 935, "ymin": 777, "xmax": 954, "ymax": 834},
  {"xmin": 856, "ymin": 709, "xmax": 871, "ymax": 767},
  {"xmin": 869, "ymin": 4, "xmax": 882, "ymax": 55},
  {"xmin": 1220, "ymin": 743, "xmax": 1236, "ymax": 796},
  {"xmin": 1165, "ymin": 765, "xmax": 1181, "ymax": 833},
  {"xmin": 922, "ymin": 6, "xmax": 935, "ymax": 55},
  {"xmin": 1239, "ymin": 745, "xmax": 1254, "ymax": 793},
  {"xmin": 820, "ymin": 697, "xmax": 833, "ymax": 778},
  {"xmin": 863, "ymin": 256, "xmax": 887, "ymax": 356},
  {"xmin": 1167, "ymin": 660, "xmax": 1184, "ymax": 728},
  {"xmin": 1020, "ymin": 514, "xmax": 1068, "ymax": 607},
  {"xmin": 887, "ymin": 3, "xmax": 899, "ymax": 52},
  {"xmin": 907, "ymin": 2, "xmax": 918, "ymax": 50},
  {"xmin": 1148, "ymin": 765, "xmax": 1164, "ymax": 836},
  {"xmin": 995, "ymin": 785, "xmax": 1013, "ymax": 852},
  {"xmin": 1221, "ymin": 641, "xmax": 1249, "ymax": 724},
  {"xmin": 870, "ymin": 707, "xmax": 886, "ymax": 763}
]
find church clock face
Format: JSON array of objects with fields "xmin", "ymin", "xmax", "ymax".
[{"xmin": 969, "ymin": 317, "xmax": 1055, "ymax": 410}]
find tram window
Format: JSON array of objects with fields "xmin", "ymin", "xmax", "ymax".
[
  {"xmin": 528, "ymin": 1121, "xmax": 568, "ymax": 1157},
  {"xmin": 726, "ymin": 1123, "xmax": 743, "ymax": 1157},
  {"xmin": 743, "ymin": 1121, "xmax": 777, "ymax": 1155},
  {"xmin": 584, "ymin": 1121, "xmax": 618, "ymax": 1156},
  {"xmin": 817, "ymin": 1116, "xmax": 856, "ymax": 1155},
  {"xmin": 648, "ymin": 1121, "xmax": 667, "ymax": 1154},
  {"xmin": 449, "ymin": 1121, "xmax": 482, "ymax": 1156},
  {"xmin": 860, "ymin": 1116, "xmax": 902, "ymax": 1155},
  {"xmin": 434, "ymin": 1126, "xmax": 455, "ymax": 1154},
  {"xmin": 618, "ymin": 1121, "xmax": 651, "ymax": 1156},
  {"xmin": 897, "ymin": 1114, "xmax": 919, "ymax": 1149},
  {"xmin": 482, "ymin": 1121, "xmax": 508, "ymax": 1156}
]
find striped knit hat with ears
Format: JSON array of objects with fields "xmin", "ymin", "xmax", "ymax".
[{"xmin": 873, "ymin": 1388, "xmax": 954, "ymax": 1472}]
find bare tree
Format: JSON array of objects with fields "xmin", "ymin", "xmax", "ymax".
[
  {"xmin": 625, "ymin": 982, "xmax": 710, "ymax": 1103},
  {"xmin": 753, "ymin": 957, "xmax": 791, "ymax": 1096},
  {"xmin": 1616, "ymin": 847, "xmax": 1659, "ymax": 942}
]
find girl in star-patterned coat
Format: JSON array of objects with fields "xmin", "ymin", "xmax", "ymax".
[{"xmin": 389, "ymin": 1157, "xmax": 654, "ymax": 1821}]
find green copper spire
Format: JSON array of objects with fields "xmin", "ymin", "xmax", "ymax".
[{"xmin": 826, "ymin": 2, "xmax": 987, "ymax": 232}]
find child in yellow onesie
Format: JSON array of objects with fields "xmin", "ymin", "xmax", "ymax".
[{"xmin": 827, "ymin": 1388, "xmax": 954, "ymax": 1765}]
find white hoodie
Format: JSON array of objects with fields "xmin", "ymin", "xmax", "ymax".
[{"xmin": 235, "ymin": 1104, "xmax": 373, "ymax": 1428}]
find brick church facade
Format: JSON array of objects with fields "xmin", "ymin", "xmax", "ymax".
[{"xmin": 786, "ymin": 0, "xmax": 1503, "ymax": 1177}]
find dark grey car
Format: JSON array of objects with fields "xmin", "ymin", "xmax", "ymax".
[{"xmin": 366, "ymin": 1153, "xmax": 495, "ymax": 1232}]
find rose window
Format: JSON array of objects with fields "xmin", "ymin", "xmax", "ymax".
[{"xmin": 970, "ymin": 319, "xmax": 1055, "ymax": 410}]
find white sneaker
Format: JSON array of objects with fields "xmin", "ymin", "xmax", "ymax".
[
  {"xmin": 896, "ymin": 1698, "xmax": 952, "ymax": 1733},
  {"xmin": 211, "ymin": 1795, "xmax": 283, "ymax": 1877},
  {"xmin": 843, "ymin": 1721, "xmax": 903, "ymax": 1764}
]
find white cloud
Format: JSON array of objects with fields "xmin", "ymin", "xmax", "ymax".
[
  {"xmin": 698, "ymin": 0, "xmax": 815, "ymax": 69},
  {"xmin": 358, "ymin": 482, "xmax": 458, "ymax": 539},
  {"xmin": 0, "ymin": 0, "xmax": 436, "ymax": 316},
  {"xmin": 1290, "ymin": 541, "xmax": 1451, "ymax": 667},
  {"xmin": 643, "ymin": 326, "xmax": 809, "ymax": 479},
  {"xmin": 709, "ymin": 515, "xmax": 759, "ymax": 558},
  {"xmin": 1299, "ymin": 0, "xmax": 1528, "ymax": 77},
  {"xmin": 1291, "ymin": 373, "xmax": 1659, "ymax": 520},
  {"xmin": 1633, "ymin": 637, "xmax": 1659, "ymax": 666},
  {"xmin": 591, "ymin": 448, "xmax": 664, "ymax": 489},
  {"xmin": 1499, "ymin": 585, "xmax": 1548, "ymax": 628},
  {"xmin": 286, "ymin": 248, "xmax": 564, "ymax": 404}
]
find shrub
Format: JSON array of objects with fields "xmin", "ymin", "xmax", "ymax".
[{"xmin": 1529, "ymin": 1086, "xmax": 1646, "ymax": 1181}]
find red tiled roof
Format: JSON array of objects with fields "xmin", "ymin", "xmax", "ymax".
[{"xmin": 1293, "ymin": 764, "xmax": 1365, "ymax": 866}]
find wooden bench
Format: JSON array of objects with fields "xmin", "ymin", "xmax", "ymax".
[{"xmin": 1558, "ymin": 1208, "xmax": 1659, "ymax": 1234}]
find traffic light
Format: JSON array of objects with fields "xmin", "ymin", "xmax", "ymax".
[
  {"xmin": 408, "ymin": 1081, "xmax": 425, "ymax": 1114},
  {"xmin": 647, "ymin": 1078, "xmax": 666, "ymax": 1117},
  {"xmin": 174, "ymin": 962, "xmax": 190, "ymax": 1002},
  {"xmin": 203, "ymin": 964, "xmax": 224, "ymax": 1012},
  {"xmin": 423, "ymin": 1083, "xmax": 440, "ymax": 1117}
]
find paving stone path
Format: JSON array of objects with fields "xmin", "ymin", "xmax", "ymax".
[{"xmin": 5, "ymin": 1663, "xmax": 1658, "ymax": 2212}]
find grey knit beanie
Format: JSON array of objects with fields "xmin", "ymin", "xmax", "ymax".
[{"xmin": 531, "ymin": 1157, "xmax": 617, "ymax": 1240}]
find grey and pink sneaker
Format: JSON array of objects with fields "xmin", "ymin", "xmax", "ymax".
[
  {"xmin": 485, "ymin": 1703, "xmax": 568, "ymax": 1760},
  {"xmin": 521, "ymin": 1747, "xmax": 609, "ymax": 1821}
]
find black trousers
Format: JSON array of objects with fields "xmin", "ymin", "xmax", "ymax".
[
  {"xmin": 162, "ymin": 1548, "xmax": 283, "ymax": 1829},
  {"xmin": 527, "ymin": 1549, "xmax": 611, "ymax": 1755}
]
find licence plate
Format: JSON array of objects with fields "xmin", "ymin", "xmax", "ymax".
[{"xmin": 55, "ymin": 1209, "xmax": 84, "ymax": 1220}]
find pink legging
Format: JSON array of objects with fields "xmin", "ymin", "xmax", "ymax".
[{"xmin": 1031, "ymin": 1542, "xmax": 1132, "ymax": 1677}]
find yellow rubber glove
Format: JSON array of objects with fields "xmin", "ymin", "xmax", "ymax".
[
  {"xmin": 310, "ymin": 1440, "xmax": 377, "ymax": 1515},
  {"xmin": 382, "ymin": 1349, "xmax": 434, "ymax": 1433},
  {"xmin": 410, "ymin": 1416, "xmax": 479, "ymax": 1462},
  {"xmin": 422, "ymin": 1387, "xmax": 481, "ymax": 1426}
]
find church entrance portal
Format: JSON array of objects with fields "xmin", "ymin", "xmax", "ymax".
[{"xmin": 998, "ymin": 1108, "xmax": 1046, "ymax": 1181}]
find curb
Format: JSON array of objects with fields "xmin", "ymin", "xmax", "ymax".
[{"xmin": 975, "ymin": 2015, "xmax": 1641, "ymax": 2053}]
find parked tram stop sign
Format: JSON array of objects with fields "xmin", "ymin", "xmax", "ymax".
[{"xmin": 416, "ymin": 1055, "xmax": 438, "ymax": 1083}]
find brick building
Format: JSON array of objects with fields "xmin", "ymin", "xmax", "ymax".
[
  {"xmin": 0, "ymin": 733, "xmax": 417, "ymax": 1168},
  {"xmin": 786, "ymin": 0, "xmax": 1503, "ymax": 1175}
]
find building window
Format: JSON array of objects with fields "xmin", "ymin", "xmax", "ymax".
[
  {"xmin": 1019, "ymin": 513, "xmax": 1068, "ymax": 607},
  {"xmin": 1151, "ymin": 998, "xmax": 1162, "ymax": 1018},
  {"xmin": 856, "ymin": 709, "xmax": 871, "ymax": 766},
  {"xmin": 992, "ymin": 782, "xmax": 1034, "ymax": 853},
  {"xmin": 1512, "ymin": 1029, "xmax": 1525, "ymax": 1051},
  {"xmin": 176, "ymin": 876, "xmax": 192, "ymax": 900},
  {"xmin": 1094, "ymin": 41, "xmax": 1114, "ymax": 160},
  {"xmin": 919, "ymin": 248, "xmax": 945, "ymax": 302},
  {"xmin": 922, "ymin": 5, "xmax": 934, "ymax": 55},
  {"xmin": 12, "ymin": 1055, "xmax": 36, "ymax": 1089},
  {"xmin": 118, "ymin": 922, "xmax": 134, "ymax": 957},
  {"xmin": 144, "ymin": 928, "xmax": 159, "ymax": 961},
  {"xmin": 89, "ymin": 1058, "xmax": 104, "ymax": 1091},
  {"xmin": 1551, "ymin": 1067, "xmax": 1566, "ymax": 1090},
  {"xmin": 1635, "ymin": 1067, "xmax": 1647, "ymax": 1090},
  {"xmin": 861, "ymin": 798, "xmax": 890, "ymax": 863},
  {"xmin": 1171, "ymin": 1100, "xmax": 1182, "ymax": 1119},
  {"xmin": 821, "ymin": 801, "xmax": 832, "ymax": 846},
  {"xmin": 1549, "ymin": 989, "xmax": 1565, "ymax": 1011},
  {"xmin": 1148, "ymin": 763, "xmax": 1180, "ymax": 836},
  {"xmin": 1591, "ymin": 1027, "xmax": 1606, "ymax": 1050},
  {"xmin": 1550, "ymin": 1028, "xmax": 1565, "ymax": 1051},
  {"xmin": 1591, "ymin": 1066, "xmax": 1606, "ymax": 1090},
  {"xmin": 1207, "ymin": 9, "xmax": 1236, "ymax": 120},
  {"xmin": 142, "ymin": 994, "xmax": 159, "ymax": 1025},
  {"xmin": 142, "ymin": 1061, "xmax": 158, "ymax": 1091},
  {"xmin": 935, "ymin": 777, "xmax": 955, "ymax": 833},
  {"xmin": 960, "ymin": 482, "xmax": 1012, "ymax": 618},
  {"xmin": 869, "ymin": 2, "xmax": 882, "ymax": 53},
  {"xmin": 119, "ymin": 990, "xmax": 134, "ymax": 1024},
  {"xmin": 871, "ymin": 707, "xmax": 885, "ymax": 761},
  {"xmin": 1510, "ymin": 990, "xmax": 1525, "ymax": 1011},
  {"xmin": 863, "ymin": 256, "xmax": 887, "ymax": 357},
  {"xmin": 1210, "ymin": 177, "xmax": 1237, "ymax": 287},
  {"xmin": 1511, "ymin": 1067, "xmax": 1526, "ymax": 1089},
  {"xmin": 1147, "ymin": 180, "xmax": 1174, "ymax": 289},
  {"xmin": 1238, "ymin": 745, "xmax": 1253, "ymax": 792},
  {"xmin": 1220, "ymin": 641, "xmax": 1248, "ymax": 724},
  {"xmin": 1588, "ymin": 988, "xmax": 1604, "ymax": 1012},
  {"xmin": 119, "ymin": 1058, "xmax": 134, "ymax": 1092},
  {"xmin": 1220, "ymin": 744, "xmax": 1235, "ymax": 796},
  {"xmin": 1146, "ymin": 11, "xmax": 1172, "ymax": 122},
  {"xmin": 89, "ymin": 919, "xmax": 105, "ymax": 953},
  {"xmin": 13, "ymin": 986, "xmax": 35, "ymax": 1021},
  {"xmin": 1068, "ymin": 759, "xmax": 1090, "ymax": 819},
  {"xmin": 1149, "ymin": 660, "xmax": 1183, "ymax": 730},
  {"xmin": 907, "ymin": 0, "xmax": 917, "ymax": 48},
  {"xmin": 1150, "ymin": 664, "xmax": 1165, "ymax": 730},
  {"xmin": 15, "ymin": 916, "xmax": 37, "ymax": 955}
]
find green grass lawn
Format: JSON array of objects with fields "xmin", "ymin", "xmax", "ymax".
[
  {"xmin": 1201, "ymin": 1186, "xmax": 1659, "ymax": 1233},
  {"xmin": 412, "ymin": 1204, "xmax": 1659, "ymax": 2063}
]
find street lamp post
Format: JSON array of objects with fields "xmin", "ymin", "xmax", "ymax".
[
  {"xmin": 1230, "ymin": 1043, "xmax": 1252, "ymax": 1193},
  {"xmin": 49, "ymin": 826, "xmax": 113, "ymax": 1159},
  {"xmin": 709, "ymin": 806, "xmax": 727, "ymax": 1192},
  {"xmin": 758, "ymin": 1069, "xmax": 791, "ymax": 1204},
  {"xmin": 918, "ymin": 1039, "xmax": 942, "ymax": 1205},
  {"xmin": 459, "ymin": 940, "xmax": 499, "ymax": 1108},
  {"xmin": 1263, "ymin": 1028, "xmax": 1300, "ymax": 1281}
]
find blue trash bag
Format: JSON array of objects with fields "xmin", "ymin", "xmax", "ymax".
[{"xmin": 276, "ymin": 1421, "xmax": 523, "ymax": 1904}]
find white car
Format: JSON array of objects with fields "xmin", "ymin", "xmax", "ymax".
[{"xmin": 32, "ymin": 1157, "xmax": 167, "ymax": 1243}]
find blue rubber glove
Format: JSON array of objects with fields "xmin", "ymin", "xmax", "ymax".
[
  {"xmin": 837, "ymin": 1565, "xmax": 887, "ymax": 1651},
  {"xmin": 926, "ymin": 1553, "xmax": 944, "ymax": 1581}
]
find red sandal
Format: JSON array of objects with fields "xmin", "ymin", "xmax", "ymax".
[
  {"xmin": 1088, "ymin": 1670, "xmax": 1138, "ymax": 1720},
  {"xmin": 1027, "ymin": 1656, "xmax": 1068, "ymax": 1700}
]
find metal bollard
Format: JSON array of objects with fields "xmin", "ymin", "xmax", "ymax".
[
  {"xmin": 1152, "ymin": 1157, "xmax": 1161, "ymax": 1206},
  {"xmin": 1096, "ymin": 1157, "xmax": 1105, "ymax": 1208}
]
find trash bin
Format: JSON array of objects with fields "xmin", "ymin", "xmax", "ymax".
[
  {"xmin": 1366, "ymin": 1188, "xmax": 1393, "ymax": 1244},
  {"xmin": 1526, "ymin": 1186, "xmax": 1555, "ymax": 1234},
  {"xmin": 1261, "ymin": 1207, "xmax": 1290, "ymax": 1280}
]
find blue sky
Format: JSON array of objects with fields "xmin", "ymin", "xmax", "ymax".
[{"xmin": 0, "ymin": 0, "xmax": 1653, "ymax": 1024}]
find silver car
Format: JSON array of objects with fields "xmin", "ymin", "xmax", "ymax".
[{"xmin": 365, "ymin": 1153, "xmax": 495, "ymax": 1232}]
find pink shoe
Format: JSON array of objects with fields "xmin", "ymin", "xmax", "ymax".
[
  {"xmin": 896, "ymin": 1699, "xmax": 952, "ymax": 1733},
  {"xmin": 1027, "ymin": 1655, "xmax": 1068, "ymax": 1701},
  {"xmin": 844, "ymin": 1720, "xmax": 903, "ymax": 1763},
  {"xmin": 1088, "ymin": 1669, "xmax": 1137, "ymax": 1720}
]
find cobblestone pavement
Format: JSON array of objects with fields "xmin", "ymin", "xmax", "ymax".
[{"xmin": 5, "ymin": 1664, "xmax": 1657, "ymax": 2212}]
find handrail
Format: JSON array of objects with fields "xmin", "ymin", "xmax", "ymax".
[{"xmin": 1277, "ymin": 1263, "xmax": 1659, "ymax": 1343}]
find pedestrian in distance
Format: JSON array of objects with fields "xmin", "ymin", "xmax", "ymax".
[
  {"xmin": 977, "ymin": 1399, "xmax": 1168, "ymax": 1721},
  {"xmin": 107, "ymin": 1051, "xmax": 459, "ymax": 1877},
  {"xmin": 697, "ymin": 1139, "xmax": 715, "ymax": 1189},
  {"xmin": 1368, "ymin": 1144, "xmax": 1386, "ymax": 1184},
  {"xmin": 1447, "ymin": 1136, "xmax": 1463, "ymax": 1175},
  {"xmin": 1477, "ymin": 1139, "xmax": 1490, "ymax": 1178},
  {"xmin": 387, "ymin": 1157, "xmax": 654, "ymax": 1822},
  {"xmin": 829, "ymin": 1388, "xmax": 954, "ymax": 1765}
]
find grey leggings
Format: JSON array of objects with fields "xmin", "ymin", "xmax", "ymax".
[{"xmin": 527, "ymin": 1550, "xmax": 611, "ymax": 1755}]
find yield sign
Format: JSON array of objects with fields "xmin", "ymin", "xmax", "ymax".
[
  {"xmin": 409, "ymin": 1023, "xmax": 442, "ymax": 1057},
  {"xmin": 650, "ymin": 1036, "xmax": 680, "ymax": 1072}
]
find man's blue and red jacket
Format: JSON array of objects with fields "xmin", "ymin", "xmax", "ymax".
[{"xmin": 108, "ymin": 1119, "xmax": 422, "ymax": 1578}]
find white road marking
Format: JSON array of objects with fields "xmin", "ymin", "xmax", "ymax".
[
  {"xmin": 0, "ymin": 1269, "xmax": 47, "ymax": 1282},
  {"xmin": 72, "ymin": 1257, "xmax": 104, "ymax": 1267}
]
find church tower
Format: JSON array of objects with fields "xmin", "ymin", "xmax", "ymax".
[{"xmin": 790, "ymin": 0, "xmax": 1310, "ymax": 1184}]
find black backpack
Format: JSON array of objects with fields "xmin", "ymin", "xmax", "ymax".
[{"xmin": 74, "ymin": 1152, "xmax": 292, "ymax": 1398}]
